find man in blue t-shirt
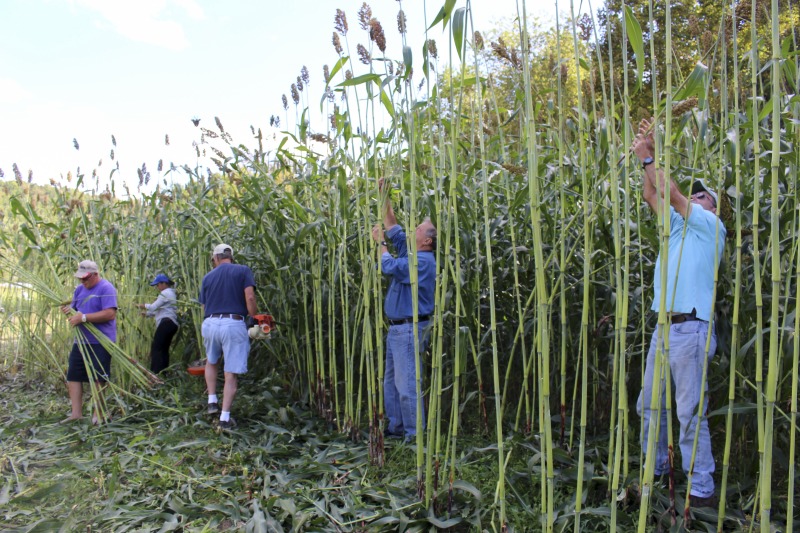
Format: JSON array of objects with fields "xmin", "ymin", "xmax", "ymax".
[
  {"xmin": 199, "ymin": 243, "xmax": 258, "ymax": 431},
  {"xmin": 371, "ymin": 179, "xmax": 437, "ymax": 442},
  {"xmin": 633, "ymin": 118, "xmax": 726, "ymax": 508}
]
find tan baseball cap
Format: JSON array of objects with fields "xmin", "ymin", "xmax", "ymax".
[{"xmin": 74, "ymin": 260, "xmax": 99, "ymax": 279}]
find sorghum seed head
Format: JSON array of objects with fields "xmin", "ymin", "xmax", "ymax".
[
  {"xmin": 323, "ymin": 64, "xmax": 330, "ymax": 83},
  {"xmin": 73, "ymin": 138, "xmax": 79, "ymax": 150},
  {"xmin": 215, "ymin": 116, "xmax": 225, "ymax": 133},
  {"xmin": 291, "ymin": 84, "xmax": 300, "ymax": 104},
  {"xmin": 333, "ymin": 32, "xmax": 343, "ymax": 54},
  {"xmin": 345, "ymin": 69, "xmax": 353, "ymax": 80},
  {"xmin": 474, "ymin": 31, "xmax": 484, "ymax": 50},
  {"xmin": 357, "ymin": 43, "xmax": 370, "ymax": 64},
  {"xmin": 491, "ymin": 40, "xmax": 511, "ymax": 63},
  {"xmin": 334, "ymin": 9, "xmax": 348, "ymax": 35},
  {"xmin": 282, "ymin": 94, "xmax": 289, "ymax": 110},
  {"xmin": 397, "ymin": 10, "xmax": 406, "ymax": 34},
  {"xmin": 297, "ymin": 76, "xmax": 304, "ymax": 92},
  {"xmin": 158, "ymin": 159, "xmax": 163, "ymax": 172},
  {"xmin": 427, "ymin": 39, "xmax": 438, "ymax": 59},
  {"xmin": 110, "ymin": 149, "xmax": 115, "ymax": 160},
  {"xmin": 301, "ymin": 65, "xmax": 310, "ymax": 84},
  {"xmin": 672, "ymin": 96, "xmax": 698, "ymax": 116},
  {"xmin": 358, "ymin": 3, "xmax": 372, "ymax": 31},
  {"xmin": 27, "ymin": 169, "xmax": 33, "ymax": 183},
  {"xmin": 165, "ymin": 134, "xmax": 170, "ymax": 146},
  {"xmin": 111, "ymin": 134, "xmax": 117, "ymax": 146},
  {"xmin": 13, "ymin": 163, "xmax": 22, "ymax": 184},
  {"xmin": 370, "ymin": 18, "xmax": 386, "ymax": 52}
]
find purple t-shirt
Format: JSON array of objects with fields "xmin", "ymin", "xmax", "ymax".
[{"xmin": 71, "ymin": 278, "xmax": 118, "ymax": 343}]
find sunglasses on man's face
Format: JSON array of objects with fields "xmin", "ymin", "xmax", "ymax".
[{"xmin": 692, "ymin": 192, "xmax": 716, "ymax": 207}]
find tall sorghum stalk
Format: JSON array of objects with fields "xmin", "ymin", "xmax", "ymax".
[
  {"xmin": 759, "ymin": 0, "xmax": 782, "ymax": 527},
  {"xmin": 464, "ymin": 4, "xmax": 506, "ymax": 520},
  {"xmin": 749, "ymin": 1, "xmax": 766, "ymax": 502},
  {"xmin": 518, "ymin": 0, "xmax": 555, "ymax": 528},
  {"xmin": 640, "ymin": 0, "xmax": 683, "ymax": 526},
  {"xmin": 611, "ymin": 2, "xmax": 629, "ymax": 521},
  {"xmin": 719, "ymin": 4, "xmax": 744, "ymax": 525},
  {"xmin": 568, "ymin": 0, "xmax": 593, "ymax": 528}
]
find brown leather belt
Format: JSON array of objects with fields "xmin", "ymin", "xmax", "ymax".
[
  {"xmin": 209, "ymin": 313, "xmax": 244, "ymax": 320},
  {"xmin": 670, "ymin": 312, "xmax": 697, "ymax": 324},
  {"xmin": 388, "ymin": 315, "xmax": 430, "ymax": 326}
]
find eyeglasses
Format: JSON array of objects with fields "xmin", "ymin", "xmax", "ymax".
[{"xmin": 691, "ymin": 192, "xmax": 716, "ymax": 207}]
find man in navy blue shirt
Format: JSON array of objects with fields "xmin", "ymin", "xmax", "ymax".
[
  {"xmin": 371, "ymin": 179, "xmax": 437, "ymax": 441},
  {"xmin": 199, "ymin": 243, "xmax": 258, "ymax": 431}
]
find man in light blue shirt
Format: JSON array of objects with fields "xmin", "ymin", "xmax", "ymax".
[
  {"xmin": 371, "ymin": 179, "xmax": 436, "ymax": 442},
  {"xmin": 633, "ymin": 118, "xmax": 726, "ymax": 508}
]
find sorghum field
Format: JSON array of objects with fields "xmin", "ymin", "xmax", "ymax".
[{"xmin": 1, "ymin": 1, "xmax": 799, "ymax": 531}]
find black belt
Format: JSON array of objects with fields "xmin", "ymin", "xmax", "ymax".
[
  {"xmin": 209, "ymin": 313, "xmax": 244, "ymax": 320},
  {"xmin": 388, "ymin": 315, "xmax": 430, "ymax": 326},
  {"xmin": 670, "ymin": 310, "xmax": 698, "ymax": 324}
]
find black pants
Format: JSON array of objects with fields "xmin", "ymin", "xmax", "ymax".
[{"xmin": 150, "ymin": 319, "xmax": 178, "ymax": 374}]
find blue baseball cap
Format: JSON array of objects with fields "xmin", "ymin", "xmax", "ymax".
[{"xmin": 150, "ymin": 274, "xmax": 172, "ymax": 286}]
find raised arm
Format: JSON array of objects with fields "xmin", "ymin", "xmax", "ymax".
[
  {"xmin": 633, "ymin": 118, "xmax": 690, "ymax": 219},
  {"xmin": 378, "ymin": 178, "xmax": 397, "ymax": 230}
]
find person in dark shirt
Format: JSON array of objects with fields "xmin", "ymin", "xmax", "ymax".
[
  {"xmin": 371, "ymin": 179, "xmax": 437, "ymax": 441},
  {"xmin": 198, "ymin": 243, "xmax": 258, "ymax": 431}
]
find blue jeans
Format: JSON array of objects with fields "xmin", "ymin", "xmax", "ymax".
[
  {"xmin": 637, "ymin": 320, "xmax": 716, "ymax": 498},
  {"xmin": 384, "ymin": 321, "xmax": 429, "ymax": 438}
]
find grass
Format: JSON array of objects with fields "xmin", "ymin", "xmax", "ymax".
[
  {"xmin": 0, "ymin": 366, "xmax": 481, "ymax": 531},
  {"xmin": 1, "ymin": 362, "xmax": 756, "ymax": 532}
]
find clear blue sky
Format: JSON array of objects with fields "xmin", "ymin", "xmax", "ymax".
[{"xmin": 1, "ymin": 0, "xmax": 570, "ymax": 195}]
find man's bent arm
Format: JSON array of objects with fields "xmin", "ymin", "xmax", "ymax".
[{"xmin": 244, "ymin": 286, "xmax": 258, "ymax": 317}]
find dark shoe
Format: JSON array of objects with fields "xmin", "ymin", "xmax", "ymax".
[
  {"xmin": 207, "ymin": 402, "xmax": 220, "ymax": 415},
  {"xmin": 383, "ymin": 429, "xmax": 402, "ymax": 440},
  {"xmin": 217, "ymin": 418, "xmax": 237, "ymax": 432},
  {"xmin": 690, "ymin": 493, "xmax": 718, "ymax": 508}
]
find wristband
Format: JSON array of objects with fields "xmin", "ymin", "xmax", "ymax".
[
  {"xmin": 81, "ymin": 313, "xmax": 88, "ymax": 323},
  {"xmin": 642, "ymin": 156, "xmax": 655, "ymax": 169},
  {"xmin": 380, "ymin": 241, "xmax": 388, "ymax": 247}
]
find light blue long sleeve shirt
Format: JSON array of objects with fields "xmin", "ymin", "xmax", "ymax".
[{"xmin": 381, "ymin": 225, "xmax": 436, "ymax": 321}]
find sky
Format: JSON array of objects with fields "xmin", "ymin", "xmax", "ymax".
[{"xmin": 0, "ymin": 0, "xmax": 574, "ymax": 196}]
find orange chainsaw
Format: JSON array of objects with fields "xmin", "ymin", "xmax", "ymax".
[{"xmin": 248, "ymin": 313, "xmax": 275, "ymax": 340}]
